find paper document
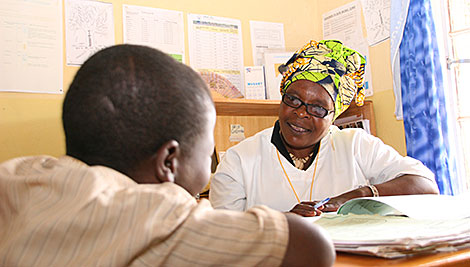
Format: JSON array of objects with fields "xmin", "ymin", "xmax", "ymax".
[
  {"xmin": 123, "ymin": 5, "xmax": 185, "ymax": 62},
  {"xmin": 0, "ymin": 0, "xmax": 63, "ymax": 93},
  {"xmin": 322, "ymin": 2, "xmax": 363, "ymax": 49},
  {"xmin": 229, "ymin": 124, "xmax": 246, "ymax": 142},
  {"xmin": 323, "ymin": 2, "xmax": 373, "ymax": 96},
  {"xmin": 249, "ymin": 21, "xmax": 285, "ymax": 66},
  {"xmin": 359, "ymin": 0, "xmax": 391, "ymax": 46},
  {"xmin": 317, "ymin": 214, "xmax": 470, "ymax": 244},
  {"xmin": 263, "ymin": 52, "xmax": 294, "ymax": 100},
  {"xmin": 338, "ymin": 194, "xmax": 470, "ymax": 220},
  {"xmin": 65, "ymin": 0, "xmax": 115, "ymax": 66},
  {"xmin": 188, "ymin": 14, "xmax": 244, "ymax": 95},
  {"xmin": 313, "ymin": 194, "xmax": 470, "ymax": 258},
  {"xmin": 244, "ymin": 66, "xmax": 266, "ymax": 100},
  {"xmin": 315, "ymin": 213, "xmax": 470, "ymax": 258}
]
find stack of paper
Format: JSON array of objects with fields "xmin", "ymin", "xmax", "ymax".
[{"xmin": 313, "ymin": 194, "xmax": 470, "ymax": 258}]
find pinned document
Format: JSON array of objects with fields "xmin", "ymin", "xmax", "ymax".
[
  {"xmin": 249, "ymin": 21, "xmax": 285, "ymax": 66},
  {"xmin": 65, "ymin": 0, "xmax": 115, "ymax": 66},
  {"xmin": 188, "ymin": 13, "xmax": 244, "ymax": 95},
  {"xmin": 229, "ymin": 124, "xmax": 245, "ymax": 142},
  {"xmin": 244, "ymin": 66, "xmax": 266, "ymax": 100},
  {"xmin": 263, "ymin": 52, "xmax": 294, "ymax": 100}
]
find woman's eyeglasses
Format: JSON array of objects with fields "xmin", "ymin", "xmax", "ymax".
[{"xmin": 282, "ymin": 93, "xmax": 334, "ymax": 118}]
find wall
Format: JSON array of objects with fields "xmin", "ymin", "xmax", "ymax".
[
  {"xmin": 0, "ymin": 0, "xmax": 406, "ymax": 162},
  {"xmin": 313, "ymin": 0, "xmax": 407, "ymax": 156},
  {"xmin": 0, "ymin": 0, "xmax": 319, "ymax": 162}
]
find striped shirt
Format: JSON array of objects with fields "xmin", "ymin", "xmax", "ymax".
[{"xmin": 0, "ymin": 156, "xmax": 288, "ymax": 266}]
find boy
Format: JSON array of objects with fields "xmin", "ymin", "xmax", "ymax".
[{"xmin": 0, "ymin": 45, "xmax": 334, "ymax": 266}]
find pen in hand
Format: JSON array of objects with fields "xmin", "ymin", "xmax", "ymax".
[{"xmin": 313, "ymin": 197, "xmax": 330, "ymax": 209}]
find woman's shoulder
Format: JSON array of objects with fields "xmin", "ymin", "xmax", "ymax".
[
  {"xmin": 329, "ymin": 125, "xmax": 367, "ymax": 137},
  {"xmin": 328, "ymin": 125, "xmax": 379, "ymax": 145}
]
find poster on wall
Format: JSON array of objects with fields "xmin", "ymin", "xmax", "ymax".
[
  {"xmin": 360, "ymin": 0, "xmax": 391, "ymax": 46},
  {"xmin": 0, "ymin": 0, "xmax": 63, "ymax": 93},
  {"xmin": 249, "ymin": 21, "xmax": 285, "ymax": 66},
  {"xmin": 123, "ymin": 5, "xmax": 185, "ymax": 63},
  {"xmin": 65, "ymin": 0, "xmax": 115, "ymax": 66},
  {"xmin": 323, "ymin": 2, "xmax": 364, "ymax": 48},
  {"xmin": 187, "ymin": 13, "xmax": 245, "ymax": 95},
  {"xmin": 263, "ymin": 52, "xmax": 294, "ymax": 100},
  {"xmin": 322, "ymin": 2, "xmax": 373, "ymax": 97}
]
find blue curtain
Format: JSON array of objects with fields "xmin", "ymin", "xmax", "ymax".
[
  {"xmin": 399, "ymin": 0, "xmax": 460, "ymax": 194},
  {"xmin": 390, "ymin": 0, "xmax": 411, "ymax": 120}
]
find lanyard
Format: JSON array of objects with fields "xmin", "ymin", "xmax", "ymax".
[{"xmin": 276, "ymin": 142, "xmax": 321, "ymax": 203}]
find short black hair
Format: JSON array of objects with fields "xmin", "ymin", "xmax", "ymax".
[{"xmin": 63, "ymin": 44, "xmax": 213, "ymax": 175}]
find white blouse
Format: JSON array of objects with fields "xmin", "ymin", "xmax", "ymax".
[{"xmin": 210, "ymin": 125, "xmax": 435, "ymax": 212}]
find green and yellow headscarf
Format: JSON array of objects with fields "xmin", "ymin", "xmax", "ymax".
[{"xmin": 279, "ymin": 40, "xmax": 366, "ymax": 120}]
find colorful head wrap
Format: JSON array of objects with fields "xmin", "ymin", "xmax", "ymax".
[{"xmin": 279, "ymin": 40, "xmax": 366, "ymax": 120}]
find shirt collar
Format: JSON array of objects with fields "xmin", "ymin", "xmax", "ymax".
[{"xmin": 270, "ymin": 120, "xmax": 320, "ymax": 168}]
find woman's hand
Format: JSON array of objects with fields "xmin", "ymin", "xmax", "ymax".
[
  {"xmin": 319, "ymin": 196, "xmax": 349, "ymax": 212},
  {"xmin": 289, "ymin": 202, "xmax": 323, "ymax": 217},
  {"xmin": 289, "ymin": 176, "xmax": 439, "ymax": 217},
  {"xmin": 290, "ymin": 196, "xmax": 350, "ymax": 216},
  {"xmin": 316, "ymin": 186, "xmax": 380, "ymax": 212}
]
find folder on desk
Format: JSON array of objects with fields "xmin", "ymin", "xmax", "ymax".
[{"xmin": 313, "ymin": 194, "xmax": 470, "ymax": 258}]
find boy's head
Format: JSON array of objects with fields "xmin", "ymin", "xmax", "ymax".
[{"xmin": 62, "ymin": 44, "xmax": 215, "ymax": 196}]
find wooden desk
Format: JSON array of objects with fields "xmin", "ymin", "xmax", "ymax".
[{"xmin": 335, "ymin": 248, "xmax": 470, "ymax": 266}]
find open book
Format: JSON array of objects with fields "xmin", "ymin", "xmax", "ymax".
[
  {"xmin": 311, "ymin": 193, "xmax": 470, "ymax": 258},
  {"xmin": 337, "ymin": 193, "xmax": 470, "ymax": 220}
]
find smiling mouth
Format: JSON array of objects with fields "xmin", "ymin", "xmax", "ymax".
[{"xmin": 288, "ymin": 122, "xmax": 311, "ymax": 133}]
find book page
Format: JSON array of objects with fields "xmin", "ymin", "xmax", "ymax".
[
  {"xmin": 315, "ymin": 213, "xmax": 470, "ymax": 244},
  {"xmin": 338, "ymin": 194, "xmax": 470, "ymax": 220},
  {"xmin": 338, "ymin": 198, "xmax": 403, "ymax": 216}
]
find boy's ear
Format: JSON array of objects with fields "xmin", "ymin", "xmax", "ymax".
[{"xmin": 154, "ymin": 140, "xmax": 180, "ymax": 183}]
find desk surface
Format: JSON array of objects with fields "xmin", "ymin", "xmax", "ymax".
[{"xmin": 335, "ymin": 248, "xmax": 470, "ymax": 267}]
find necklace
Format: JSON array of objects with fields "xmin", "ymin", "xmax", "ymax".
[
  {"xmin": 276, "ymin": 142, "xmax": 321, "ymax": 203},
  {"xmin": 289, "ymin": 152, "xmax": 314, "ymax": 170}
]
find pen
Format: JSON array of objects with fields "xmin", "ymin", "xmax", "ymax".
[{"xmin": 313, "ymin": 197, "xmax": 330, "ymax": 209}]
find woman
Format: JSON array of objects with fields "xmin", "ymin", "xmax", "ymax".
[{"xmin": 209, "ymin": 40, "xmax": 439, "ymax": 216}]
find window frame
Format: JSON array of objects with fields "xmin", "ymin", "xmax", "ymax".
[{"xmin": 433, "ymin": 0, "xmax": 470, "ymax": 192}]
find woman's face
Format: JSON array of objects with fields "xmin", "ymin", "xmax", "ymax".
[{"xmin": 279, "ymin": 80, "xmax": 335, "ymax": 151}]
